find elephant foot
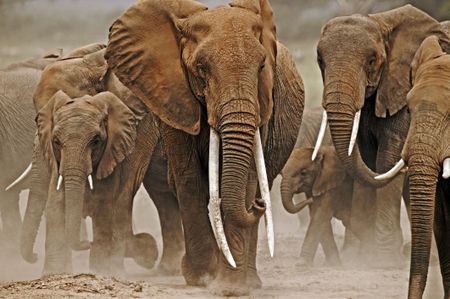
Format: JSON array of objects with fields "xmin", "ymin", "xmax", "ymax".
[
  {"xmin": 296, "ymin": 256, "xmax": 313, "ymax": 269},
  {"xmin": 181, "ymin": 254, "xmax": 217, "ymax": 286},
  {"xmin": 156, "ymin": 261, "xmax": 181, "ymax": 276},
  {"xmin": 246, "ymin": 270, "xmax": 262, "ymax": 289},
  {"xmin": 209, "ymin": 278, "xmax": 250, "ymax": 297},
  {"xmin": 127, "ymin": 233, "xmax": 158, "ymax": 270},
  {"xmin": 209, "ymin": 266, "xmax": 249, "ymax": 296}
]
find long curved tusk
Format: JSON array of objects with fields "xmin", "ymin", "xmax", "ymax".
[
  {"xmin": 312, "ymin": 111, "xmax": 328, "ymax": 161},
  {"xmin": 56, "ymin": 175, "xmax": 63, "ymax": 191},
  {"xmin": 207, "ymin": 128, "xmax": 236, "ymax": 268},
  {"xmin": 348, "ymin": 110, "xmax": 361, "ymax": 156},
  {"xmin": 5, "ymin": 163, "xmax": 32, "ymax": 191},
  {"xmin": 374, "ymin": 159, "xmax": 406, "ymax": 180},
  {"xmin": 443, "ymin": 158, "xmax": 450, "ymax": 179},
  {"xmin": 255, "ymin": 128, "xmax": 274, "ymax": 257},
  {"xmin": 88, "ymin": 175, "xmax": 94, "ymax": 190}
]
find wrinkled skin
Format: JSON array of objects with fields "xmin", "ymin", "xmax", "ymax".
[
  {"xmin": 316, "ymin": 5, "xmax": 450, "ymax": 266},
  {"xmin": 106, "ymin": 0, "xmax": 304, "ymax": 295},
  {"xmin": 400, "ymin": 36, "xmax": 450, "ymax": 299},
  {"xmin": 281, "ymin": 147, "xmax": 353, "ymax": 267},
  {"xmin": 0, "ymin": 48, "xmax": 62, "ymax": 254},
  {"xmin": 22, "ymin": 46, "xmax": 184, "ymax": 276}
]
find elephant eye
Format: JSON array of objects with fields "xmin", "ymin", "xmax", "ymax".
[
  {"xmin": 91, "ymin": 135, "xmax": 101, "ymax": 146},
  {"xmin": 196, "ymin": 62, "xmax": 206, "ymax": 78},
  {"xmin": 300, "ymin": 169, "xmax": 307, "ymax": 176},
  {"xmin": 259, "ymin": 62, "xmax": 265, "ymax": 71},
  {"xmin": 368, "ymin": 54, "xmax": 377, "ymax": 67},
  {"xmin": 53, "ymin": 137, "xmax": 61, "ymax": 149}
]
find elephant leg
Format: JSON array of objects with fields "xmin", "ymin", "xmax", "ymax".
[
  {"xmin": 0, "ymin": 190, "xmax": 21, "ymax": 253},
  {"xmin": 89, "ymin": 196, "xmax": 115, "ymax": 275},
  {"xmin": 350, "ymin": 181, "xmax": 376, "ymax": 265},
  {"xmin": 43, "ymin": 174, "xmax": 71, "ymax": 274},
  {"xmin": 374, "ymin": 173, "xmax": 404, "ymax": 267},
  {"xmin": 143, "ymin": 171, "xmax": 184, "ymax": 275},
  {"xmin": 320, "ymin": 221, "xmax": 341, "ymax": 267},
  {"xmin": 342, "ymin": 226, "xmax": 359, "ymax": 255},
  {"xmin": 299, "ymin": 199, "xmax": 332, "ymax": 267},
  {"xmin": 162, "ymin": 127, "xmax": 218, "ymax": 286},
  {"xmin": 434, "ymin": 184, "xmax": 450, "ymax": 297}
]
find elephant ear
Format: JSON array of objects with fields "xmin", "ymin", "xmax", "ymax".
[
  {"xmin": 229, "ymin": 0, "xmax": 277, "ymax": 124},
  {"xmin": 312, "ymin": 146, "xmax": 347, "ymax": 197},
  {"xmin": 87, "ymin": 92, "xmax": 138, "ymax": 179},
  {"xmin": 105, "ymin": 0, "xmax": 207, "ymax": 135},
  {"xmin": 369, "ymin": 5, "xmax": 448, "ymax": 118},
  {"xmin": 411, "ymin": 35, "xmax": 446, "ymax": 84},
  {"xmin": 264, "ymin": 42, "xmax": 304, "ymax": 185},
  {"xmin": 36, "ymin": 90, "xmax": 73, "ymax": 161}
]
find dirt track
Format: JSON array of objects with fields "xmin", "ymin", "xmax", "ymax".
[
  {"xmin": 0, "ymin": 234, "xmax": 444, "ymax": 299},
  {"xmin": 0, "ymin": 186, "xmax": 444, "ymax": 298}
]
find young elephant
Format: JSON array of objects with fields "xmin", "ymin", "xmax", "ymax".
[
  {"xmin": 280, "ymin": 146, "xmax": 353, "ymax": 267},
  {"xmin": 377, "ymin": 35, "xmax": 450, "ymax": 299},
  {"xmin": 34, "ymin": 90, "xmax": 159, "ymax": 274}
]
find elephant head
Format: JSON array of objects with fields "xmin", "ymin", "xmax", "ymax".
[
  {"xmin": 280, "ymin": 147, "xmax": 346, "ymax": 214},
  {"xmin": 377, "ymin": 35, "xmax": 450, "ymax": 298},
  {"xmin": 36, "ymin": 91, "xmax": 137, "ymax": 250},
  {"xmin": 314, "ymin": 5, "xmax": 450, "ymax": 186},
  {"xmin": 105, "ymin": 0, "xmax": 304, "ymax": 262}
]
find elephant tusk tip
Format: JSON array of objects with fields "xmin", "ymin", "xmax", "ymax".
[{"xmin": 443, "ymin": 172, "xmax": 450, "ymax": 179}]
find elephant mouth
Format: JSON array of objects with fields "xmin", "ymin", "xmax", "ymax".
[{"xmin": 207, "ymin": 127, "xmax": 274, "ymax": 268}]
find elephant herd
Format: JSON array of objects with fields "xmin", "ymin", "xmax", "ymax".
[{"xmin": 1, "ymin": 1, "xmax": 450, "ymax": 298}]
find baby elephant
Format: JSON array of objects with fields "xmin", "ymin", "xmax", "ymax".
[{"xmin": 280, "ymin": 146, "xmax": 354, "ymax": 267}]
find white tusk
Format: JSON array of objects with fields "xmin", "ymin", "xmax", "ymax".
[
  {"xmin": 375, "ymin": 159, "xmax": 406, "ymax": 180},
  {"xmin": 443, "ymin": 158, "xmax": 450, "ymax": 179},
  {"xmin": 312, "ymin": 111, "xmax": 328, "ymax": 161},
  {"xmin": 348, "ymin": 110, "xmax": 361, "ymax": 156},
  {"xmin": 254, "ymin": 128, "xmax": 274, "ymax": 257},
  {"xmin": 88, "ymin": 175, "xmax": 94, "ymax": 190},
  {"xmin": 5, "ymin": 163, "xmax": 32, "ymax": 191},
  {"xmin": 207, "ymin": 128, "xmax": 236, "ymax": 268},
  {"xmin": 56, "ymin": 175, "xmax": 63, "ymax": 191}
]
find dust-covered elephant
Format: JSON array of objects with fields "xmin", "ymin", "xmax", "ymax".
[
  {"xmin": 377, "ymin": 36, "xmax": 450, "ymax": 299},
  {"xmin": 105, "ymin": 0, "xmax": 304, "ymax": 295},
  {"xmin": 314, "ymin": 4, "xmax": 450, "ymax": 266},
  {"xmin": 0, "ymin": 48, "xmax": 62, "ymax": 253},
  {"xmin": 281, "ymin": 146, "xmax": 353, "ymax": 267},
  {"xmin": 19, "ymin": 45, "xmax": 184, "ymax": 275}
]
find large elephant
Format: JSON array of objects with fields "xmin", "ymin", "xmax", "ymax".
[
  {"xmin": 377, "ymin": 36, "xmax": 450, "ymax": 299},
  {"xmin": 313, "ymin": 4, "xmax": 450, "ymax": 266},
  {"xmin": 281, "ymin": 146, "xmax": 353, "ymax": 267},
  {"xmin": 105, "ymin": 0, "xmax": 304, "ymax": 295},
  {"xmin": 0, "ymin": 48, "xmax": 62, "ymax": 253},
  {"xmin": 21, "ymin": 46, "xmax": 184, "ymax": 275}
]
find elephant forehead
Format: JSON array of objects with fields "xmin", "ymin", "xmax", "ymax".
[
  {"xmin": 55, "ymin": 103, "xmax": 104, "ymax": 122},
  {"xmin": 186, "ymin": 6, "xmax": 261, "ymax": 34}
]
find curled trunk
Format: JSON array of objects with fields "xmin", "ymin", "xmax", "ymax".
[
  {"xmin": 407, "ymin": 155, "xmax": 438, "ymax": 299},
  {"xmin": 280, "ymin": 177, "xmax": 309, "ymax": 214},
  {"xmin": 219, "ymin": 108, "xmax": 260, "ymax": 227},
  {"xmin": 324, "ymin": 90, "xmax": 390, "ymax": 188}
]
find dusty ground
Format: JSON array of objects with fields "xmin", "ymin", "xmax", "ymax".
[{"xmin": 0, "ymin": 181, "xmax": 445, "ymax": 298}]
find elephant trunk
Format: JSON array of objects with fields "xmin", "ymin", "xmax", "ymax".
[
  {"xmin": 63, "ymin": 166, "xmax": 89, "ymax": 251},
  {"xmin": 280, "ymin": 177, "xmax": 308, "ymax": 214},
  {"xmin": 219, "ymin": 101, "xmax": 261, "ymax": 227},
  {"xmin": 20, "ymin": 154, "xmax": 48, "ymax": 263},
  {"xmin": 324, "ymin": 79, "xmax": 389, "ymax": 187},
  {"xmin": 407, "ymin": 153, "xmax": 438, "ymax": 299}
]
